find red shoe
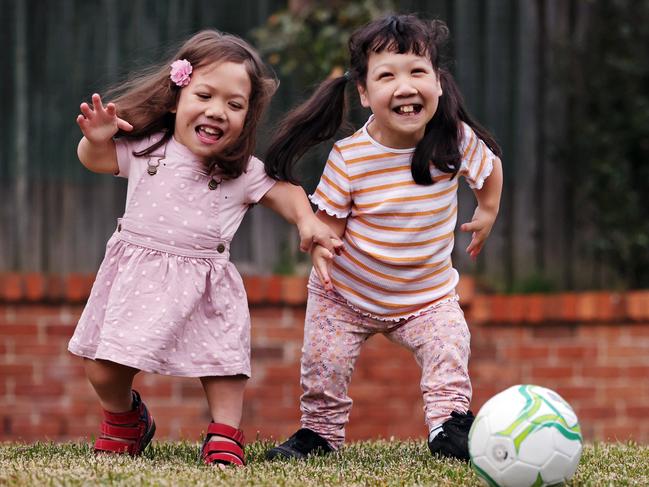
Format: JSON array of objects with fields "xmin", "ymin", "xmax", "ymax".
[
  {"xmin": 200, "ymin": 422, "xmax": 246, "ymax": 466},
  {"xmin": 94, "ymin": 390, "xmax": 156, "ymax": 456}
]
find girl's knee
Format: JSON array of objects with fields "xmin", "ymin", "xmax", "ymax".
[{"xmin": 84, "ymin": 358, "xmax": 138, "ymax": 387}]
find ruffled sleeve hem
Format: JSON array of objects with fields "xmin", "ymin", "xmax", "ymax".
[
  {"xmin": 309, "ymin": 193, "xmax": 350, "ymax": 219},
  {"xmin": 466, "ymin": 156, "xmax": 494, "ymax": 190}
]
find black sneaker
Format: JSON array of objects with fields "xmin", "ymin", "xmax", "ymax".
[
  {"xmin": 427, "ymin": 410, "xmax": 475, "ymax": 461},
  {"xmin": 265, "ymin": 428, "xmax": 333, "ymax": 460}
]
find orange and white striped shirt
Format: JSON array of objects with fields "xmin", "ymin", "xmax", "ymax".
[{"xmin": 309, "ymin": 117, "xmax": 496, "ymax": 320}]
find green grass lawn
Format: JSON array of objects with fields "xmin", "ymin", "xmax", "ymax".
[{"xmin": 1, "ymin": 440, "xmax": 647, "ymax": 486}]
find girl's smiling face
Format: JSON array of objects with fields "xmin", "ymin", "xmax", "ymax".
[
  {"xmin": 172, "ymin": 61, "xmax": 251, "ymax": 160},
  {"xmin": 357, "ymin": 50, "xmax": 442, "ymax": 149}
]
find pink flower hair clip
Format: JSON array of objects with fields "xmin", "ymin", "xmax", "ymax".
[{"xmin": 170, "ymin": 59, "xmax": 192, "ymax": 87}]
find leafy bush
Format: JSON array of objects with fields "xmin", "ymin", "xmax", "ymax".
[{"xmin": 251, "ymin": 0, "xmax": 395, "ymax": 86}]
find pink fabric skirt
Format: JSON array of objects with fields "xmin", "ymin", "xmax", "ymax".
[{"xmin": 68, "ymin": 233, "xmax": 251, "ymax": 377}]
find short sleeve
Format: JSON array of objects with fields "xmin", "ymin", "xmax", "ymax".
[
  {"xmin": 244, "ymin": 156, "xmax": 277, "ymax": 204},
  {"xmin": 114, "ymin": 137, "xmax": 135, "ymax": 178},
  {"xmin": 114, "ymin": 135, "xmax": 160, "ymax": 179},
  {"xmin": 458, "ymin": 122, "xmax": 496, "ymax": 190},
  {"xmin": 309, "ymin": 146, "xmax": 352, "ymax": 218}
]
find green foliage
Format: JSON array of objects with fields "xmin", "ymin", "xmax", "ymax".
[
  {"xmin": 509, "ymin": 273, "xmax": 557, "ymax": 294},
  {"xmin": 272, "ymin": 239, "xmax": 297, "ymax": 275},
  {"xmin": 562, "ymin": 1, "xmax": 649, "ymax": 288},
  {"xmin": 251, "ymin": 0, "xmax": 395, "ymax": 86}
]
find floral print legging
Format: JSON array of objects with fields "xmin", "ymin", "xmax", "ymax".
[{"xmin": 300, "ymin": 283, "xmax": 472, "ymax": 449}]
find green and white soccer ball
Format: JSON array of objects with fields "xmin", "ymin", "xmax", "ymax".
[{"xmin": 469, "ymin": 384, "xmax": 583, "ymax": 487}]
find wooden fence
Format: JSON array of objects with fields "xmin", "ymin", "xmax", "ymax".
[{"xmin": 1, "ymin": 0, "xmax": 607, "ymax": 291}]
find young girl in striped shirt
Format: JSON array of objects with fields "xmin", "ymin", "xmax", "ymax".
[{"xmin": 264, "ymin": 14, "xmax": 503, "ymax": 461}]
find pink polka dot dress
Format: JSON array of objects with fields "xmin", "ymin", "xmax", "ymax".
[{"xmin": 68, "ymin": 134, "xmax": 276, "ymax": 377}]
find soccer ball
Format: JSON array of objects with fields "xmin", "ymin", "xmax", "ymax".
[{"xmin": 469, "ymin": 384, "xmax": 583, "ymax": 487}]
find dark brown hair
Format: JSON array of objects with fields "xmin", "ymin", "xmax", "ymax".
[
  {"xmin": 264, "ymin": 14, "xmax": 501, "ymax": 184},
  {"xmin": 105, "ymin": 30, "xmax": 278, "ymax": 179}
]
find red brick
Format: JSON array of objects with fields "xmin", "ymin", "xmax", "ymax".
[
  {"xmin": 471, "ymin": 341, "xmax": 498, "ymax": 360},
  {"xmin": 0, "ymin": 364, "xmax": 34, "ymax": 380},
  {"xmin": 626, "ymin": 290, "xmax": 649, "ymax": 321},
  {"xmin": 626, "ymin": 365, "xmax": 649, "ymax": 378},
  {"xmin": 243, "ymin": 275, "xmax": 265, "ymax": 304},
  {"xmin": 489, "ymin": 295, "xmax": 510, "ymax": 322},
  {"xmin": 256, "ymin": 405, "xmax": 301, "ymax": 422},
  {"xmin": 502, "ymin": 344, "xmax": 551, "ymax": 361},
  {"xmin": 472, "ymin": 363, "xmax": 519, "ymax": 383},
  {"xmin": 42, "ymin": 363, "xmax": 86, "ymax": 381},
  {"xmin": 573, "ymin": 405, "xmax": 610, "ymax": 420},
  {"xmin": 260, "ymin": 365, "xmax": 301, "ymax": 385},
  {"xmin": 23, "ymin": 273, "xmax": 46, "ymax": 302},
  {"xmin": 266, "ymin": 275, "xmax": 284, "ymax": 304},
  {"xmin": 0, "ymin": 273, "xmax": 23, "ymax": 302},
  {"xmin": 559, "ymin": 293, "xmax": 579, "ymax": 321},
  {"xmin": 131, "ymin": 379, "xmax": 174, "ymax": 399},
  {"xmin": 524, "ymin": 295, "xmax": 544, "ymax": 323},
  {"xmin": 625, "ymin": 404, "xmax": 649, "ymax": 418},
  {"xmin": 365, "ymin": 363, "xmax": 420, "ymax": 384},
  {"xmin": 13, "ymin": 342, "xmax": 64, "ymax": 358},
  {"xmin": 604, "ymin": 344, "xmax": 648, "ymax": 360},
  {"xmin": 250, "ymin": 307, "xmax": 285, "ymax": 320},
  {"xmin": 507, "ymin": 295, "xmax": 525, "ymax": 322},
  {"xmin": 44, "ymin": 323, "xmax": 75, "ymax": 337},
  {"xmin": 176, "ymin": 381, "xmax": 205, "ymax": 399},
  {"xmin": 14, "ymin": 382, "xmax": 65, "ymax": 398},
  {"xmin": 579, "ymin": 365, "xmax": 621, "ymax": 379},
  {"xmin": 0, "ymin": 324, "xmax": 39, "ymax": 336},
  {"xmin": 554, "ymin": 386, "xmax": 597, "ymax": 401},
  {"xmin": 576, "ymin": 292, "xmax": 598, "ymax": 321},
  {"xmin": 470, "ymin": 295, "xmax": 490, "ymax": 324},
  {"xmin": 252, "ymin": 345, "xmax": 284, "ymax": 360},
  {"xmin": 281, "ymin": 276, "xmax": 308, "ymax": 305},
  {"xmin": 45, "ymin": 274, "xmax": 65, "ymax": 301},
  {"xmin": 551, "ymin": 344, "xmax": 597, "ymax": 361},
  {"xmin": 254, "ymin": 325, "xmax": 303, "ymax": 342},
  {"xmin": 12, "ymin": 305, "xmax": 60, "ymax": 322},
  {"xmin": 530, "ymin": 365, "xmax": 574, "ymax": 380},
  {"xmin": 624, "ymin": 325, "xmax": 649, "ymax": 337},
  {"xmin": 542, "ymin": 295, "xmax": 563, "ymax": 322},
  {"xmin": 596, "ymin": 292, "xmax": 624, "ymax": 321},
  {"xmin": 65, "ymin": 273, "xmax": 94, "ymax": 303},
  {"xmin": 601, "ymin": 385, "xmax": 647, "ymax": 402},
  {"xmin": 531, "ymin": 325, "xmax": 576, "ymax": 339}
]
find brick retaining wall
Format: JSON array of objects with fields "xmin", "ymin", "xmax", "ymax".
[{"xmin": 1, "ymin": 273, "xmax": 648, "ymax": 444}]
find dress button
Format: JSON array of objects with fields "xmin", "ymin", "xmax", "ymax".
[
  {"xmin": 217, "ymin": 244, "xmax": 225, "ymax": 253},
  {"xmin": 208, "ymin": 179, "xmax": 219, "ymax": 190}
]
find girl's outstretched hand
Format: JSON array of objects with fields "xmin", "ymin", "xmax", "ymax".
[
  {"xmin": 298, "ymin": 216, "xmax": 344, "ymax": 255},
  {"xmin": 460, "ymin": 205, "xmax": 498, "ymax": 260},
  {"xmin": 312, "ymin": 244, "xmax": 335, "ymax": 291},
  {"xmin": 76, "ymin": 93, "xmax": 133, "ymax": 143}
]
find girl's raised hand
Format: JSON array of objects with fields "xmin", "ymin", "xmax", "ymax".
[
  {"xmin": 311, "ymin": 244, "xmax": 335, "ymax": 291},
  {"xmin": 76, "ymin": 93, "xmax": 133, "ymax": 143},
  {"xmin": 460, "ymin": 205, "xmax": 498, "ymax": 260}
]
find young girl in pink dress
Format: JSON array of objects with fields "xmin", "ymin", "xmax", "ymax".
[
  {"xmin": 67, "ymin": 30, "xmax": 341, "ymax": 467},
  {"xmin": 264, "ymin": 14, "xmax": 503, "ymax": 461}
]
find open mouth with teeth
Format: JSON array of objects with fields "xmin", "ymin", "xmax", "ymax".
[
  {"xmin": 393, "ymin": 104, "xmax": 423, "ymax": 115},
  {"xmin": 196, "ymin": 125, "xmax": 224, "ymax": 143}
]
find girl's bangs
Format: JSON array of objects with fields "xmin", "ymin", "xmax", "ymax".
[{"xmin": 368, "ymin": 33, "xmax": 430, "ymax": 57}]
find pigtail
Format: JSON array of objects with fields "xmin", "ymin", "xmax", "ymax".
[
  {"xmin": 264, "ymin": 75, "xmax": 350, "ymax": 184},
  {"xmin": 412, "ymin": 69, "xmax": 502, "ymax": 185}
]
